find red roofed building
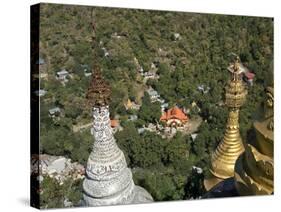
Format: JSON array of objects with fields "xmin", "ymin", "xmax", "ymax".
[
  {"xmin": 160, "ymin": 106, "xmax": 189, "ymax": 127},
  {"xmin": 110, "ymin": 119, "xmax": 122, "ymax": 133},
  {"xmin": 243, "ymin": 71, "xmax": 255, "ymax": 86},
  {"xmin": 110, "ymin": 119, "xmax": 119, "ymax": 128}
]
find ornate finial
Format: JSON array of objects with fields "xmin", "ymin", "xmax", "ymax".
[
  {"xmin": 86, "ymin": 68, "xmax": 111, "ymax": 107},
  {"xmin": 233, "ymin": 56, "xmax": 240, "ymax": 70},
  {"xmin": 227, "ymin": 54, "xmax": 243, "ymax": 82},
  {"xmin": 86, "ymin": 9, "xmax": 111, "ymax": 108},
  {"xmin": 225, "ymin": 56, "xmax": 247, "ymax": 109},
  {"xmin": 233, "ymin": 56, "xmax": 240, "ymax": 81}
]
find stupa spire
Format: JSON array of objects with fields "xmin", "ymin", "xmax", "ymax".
[
  {"xmin": 83, "ymin": 70, "xmax": 153, "ymax": 206},
  {"xmin": 86, "ymin": 67, "xmax": 111, "ymax": 107},
  {"xmin": 82, "ymin": 9, "xmax": 153, "ymax": 206},
  {"xmin": 205, "ymin": 56, "xmax": 247, "ymax": 190}
]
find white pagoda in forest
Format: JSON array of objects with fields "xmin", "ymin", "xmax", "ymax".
[{"xmin": 82, "ymin": 68, "xmax": 153, "ymax": 206}]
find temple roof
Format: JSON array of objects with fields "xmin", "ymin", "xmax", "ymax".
[
  {"xmin": 244, "ymin": 72, "xmax": 255, "ymax": 80},
  {"xmin": 160, "ymin": 107, "xmax": 188, "ymax": 122},
  {"xmin": 110, "ymin": 119, "xmax": 119, "ymax": 128}
]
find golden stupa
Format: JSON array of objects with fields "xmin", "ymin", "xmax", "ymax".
[
  {"xmin": 234, "ymin": 86, "xmax": 274, "ymax": 195},
  {"xmin": 204, "ymin": 57, "xmax": 248, "ymax": 191}
]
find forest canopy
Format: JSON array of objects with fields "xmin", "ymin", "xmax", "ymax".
[{"xmin": 38, "ymin": 4, "xmax": 273, "ymax": 208}]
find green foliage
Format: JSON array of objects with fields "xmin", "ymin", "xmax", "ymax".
[
  {"xmin": 39, "ymin": 4, "xmax": 273, "ymax": 205},
  {"xmin": 165, "ymin": 133, "xmax": 189, "ymax": 164},
  {"xmin": 116, "ymin": 124, "xmax": 204, "ymax": 199},
  {"xmin": 143, "ymin": 172, "xmax": 181, "ymax": 200},
  {"xmin": 64, "ymin": 105, "xmax": 83, "ymax": 120},
  {"xmin": 40, "ymin": 117, "xmax": 92, "ymax": 166},
  {"xmin": 70, "ymin": 41, "xmax": 92, "ymax": 64},
  {"xmin": 40, "ymin": 176, "xmax": 64, "ymax": 208},
  {"xmin": 184, "ymin": 169, "xmax": 205, "ymax": 199},
  {"xmin": 40, "ymin": 176, "xmax": 82, "ymax": 209},
  {"xmin": 138, "ymin": 92, "xmax": 161, "ymax": 123}
]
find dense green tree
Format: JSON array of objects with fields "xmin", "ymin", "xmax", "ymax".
[
  {"xmin": 64, "ymin": 105, "xmax": 83, "ymax": 120},
  {"xmin": 184, "ymin": 169, "xmax": 205, "ymax": 199},
  {"xmin": 115, "ymin": 121, "xmax": 142, "ymax": 165},
  {"xmin": 40, "ymin": 176, "xmax": 82, "ymax": 209},
  {"xmin": 39, "ymin": 4, "xmax": 273, "ymax": 205},
  {"xmin": 138, "ymin": 92, "xmax": 161, "ymax": 123}
]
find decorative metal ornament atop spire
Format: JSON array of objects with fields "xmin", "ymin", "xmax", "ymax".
[
  {"xmin": 86, "ymin": 67, "xmax": 111, "ymax": 107},
  {"xmin": 86, "ymin": 8, "xmax": 111, "ymax": 108},
  {"xmin": 225, "ymin": 57, "xmax": 248, "ymax": 109},
  {"xmin": 232, "ymin": 56, "xmax": 242, "ymax": 81}
]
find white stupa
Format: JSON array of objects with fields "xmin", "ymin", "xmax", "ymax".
[{"xmin": 82, "ymin": 68, "xmax": 153, "ymax": 206}]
